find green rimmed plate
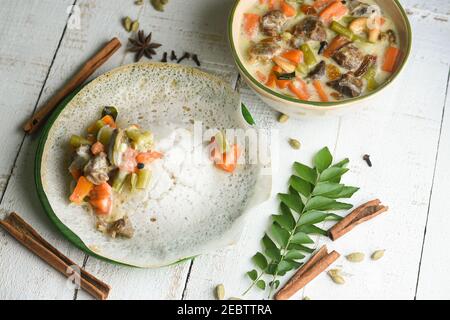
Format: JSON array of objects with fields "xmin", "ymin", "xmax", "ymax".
[{"xmin": 35, "ymin": 63, "xmax": 272, "ymax": 268}]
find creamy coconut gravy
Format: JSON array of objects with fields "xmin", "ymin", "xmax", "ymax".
[{"xmin": 238, "ymin": 0, "xmax": 400, "ymax": 102}]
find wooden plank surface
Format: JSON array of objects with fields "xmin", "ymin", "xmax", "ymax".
[{"xmin": 0, "ymin": 0, "xmax": 449, "ymax": 300}]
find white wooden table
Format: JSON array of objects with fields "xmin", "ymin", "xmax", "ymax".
[{"xmin": 0, "ymin": 0, "xmax": 449, "ymax": 300}]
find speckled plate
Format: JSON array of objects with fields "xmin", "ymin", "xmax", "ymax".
[{"xmin": 35, "ymin": 63, "xmax": 272, "ymax": 268}]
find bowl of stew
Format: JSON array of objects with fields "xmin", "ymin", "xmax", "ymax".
[{"xmin": 228, "ymin": 0, "xmax": 412, "ymax": 117}]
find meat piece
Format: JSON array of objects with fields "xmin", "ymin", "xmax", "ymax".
[
  {"xmin": 84, "ymin": 152, "xmax": 111, "ymax": 185},
  {"xmin": 354, "ymin": 55, "xmax": 377, "ymax": 77},
  {"xmin": 348, "ymin": 1, "xmax": 371, "ymax": 17},
  {"xmin": 327, "ymin": 72, "xmax": 364, "ymax": 97},
  {"xmin": 292, "ymin": 17, "xmax": 327, "ymax": 47},
  {"xmin": 332, "ymin": 44, "xmax": 364, "ymax": 70},
  {"xmin": 261, "ymin": 10, "xmax": 286, "ymax": 36},
  {"xmin": 248, "ymin": 37, "xmax": 283, "ymax": 64},
  {"xmin": 308, "ymin": 61, "xmax": 326, "ymax": 79},
  {"xmin": 109, "ymin": 217, "xmax": 134, "ymax": 239},
  {"xmin": 69, "ymin": 145, "xmax": 91, "ymax": 176}
]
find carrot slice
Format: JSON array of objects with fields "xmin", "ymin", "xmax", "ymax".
[
  {"xmin": 323, "ymin": 35, "xmax": 349, "ymax": 58},
  {"xmin": 280, "ymin": 0, "xmax": 296, "ymax": 17},
  {"xmin": 215, "ymin": 144, "xmax": 241, "ymax": 173},
  {"xmin": 136, "ymin": 151, "xmax": 163, "ymax": 164},
  {"xmin": 312, "ymin": 0, "xmax": 335, "ymax": 10},
  {"xmin": 266, "ymin": 73, "xmax": 277, "ymax": 88},
  {"xmin": 300, "ymin": 4, "xmax": 318, "ymax": 15},
  {"xmin": 244, "ymin": 13, "xmax": 260, "ymax": 38},
  {"xmin": 91, "ymin": 141, "xmax": 104, "ymax": 155},
  {"xmin": 268, "ymin": 0, "xmax": 280, "ymax": 10},
  {"xmin": 281, "ymin": 50, "xmax": 304, "ymax": 65},
  {"xmin": 288, "ymin": 82, "xmax": 310, "ymax": 101},
  {"xmin": 272, "ymin": 65, "xmax": 291, "ymax": 89},
  {"xmin": 382, "ymin": 46, "xmax": 400, "ymax": 73},
  {"xmin": 89, "ymin": 183, "xmax": 112, "ymax": 215},
  {"xmin": 319, "ymin": 0, "xmax": 348, "ymax": 24},
  {"xmin": 297, "ymin": 79, "xmax": 311, "ymax": 98},
  {"xmin": 101, "ymin": 115, "xmax": 116, "ymax": 129},
  {"xmin": 312, "ymin": 80, "xmax": 329, "ymax": 102},
  {"xmin": 69, "ymin": 176, "xmax": 94, "ymax": 204}
]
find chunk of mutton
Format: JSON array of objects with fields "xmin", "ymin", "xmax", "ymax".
[
  {"xmin": 248, "ymin": 37, "xmax": 283, "ymax": 64},
  {"xmin": 332, "ymin": 44, "xmax": 364, "ymax": 71},
  {"xmin": 261, "ymin": 10, "xmax": 287, "ymax": 36},
  {"xmin": 327, "ymin": 72, "xmax": 364, "ymax": 97},
  {"xmin": 291, "ymin": 16, "xmax": 327, "ymax": 48}
]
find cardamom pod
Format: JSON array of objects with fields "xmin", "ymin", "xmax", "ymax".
[
  {"xmin": 131, "ymin": 20, "xmax": 140, "ymax": 32},
  {"xmin": 215, "ymin": 284, "xmax": 225, "ymax": 300},
  {"xmin": 123, "ymin": 17, "xmax": 132, "ymax": 32},
  {"xmin": 371, "ymin": 249, "xmax": 385, "ymax": 261},
  {"xmin": 303, "ymin": 296, "xmax": 311, "ymax": 300},
  {"xmin": 278, "ymin": 113, "xmax": 289, "ymax": 123},
  {"xmin": 289, "ymin": 138, "xmax": 301, "ymax": 150},
  {"xmin": 151, "ymin": 0, "xmax": 165, "ymax": 12},
  {"xmin": 346, "ymin": 252, "xmax": 365, "ymax": 263},
  {"xmin": 135, "ymin": 0, "xmax": 143, "ymax": 5},
  {"xmin": 328, "ymin": 269, "xmax": 345, "ymax": 284}
]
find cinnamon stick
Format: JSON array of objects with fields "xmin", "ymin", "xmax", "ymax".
[
  {"xmin": 328, "ymin": 199, "xmax": 389, "ymax": 241},
  {"xmin": 23, "ymin": 37, "xmax": 122, "ymax": 134},
  {"xmin": 274, "ymin": 245, "xmax": 340, "ymax": 300},
  {"xmin": 0, "ymin": 212, "xmax": 110, "ymax": 300}
]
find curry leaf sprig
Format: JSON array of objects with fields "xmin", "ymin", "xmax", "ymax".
[{"xmin": 244, "ymin": 147, "xmax": 359, "ymax": 297}]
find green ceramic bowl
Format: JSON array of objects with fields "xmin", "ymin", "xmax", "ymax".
[{"xmin": 228, "ymin": 0, "xmax": 412, "ymax": 117}]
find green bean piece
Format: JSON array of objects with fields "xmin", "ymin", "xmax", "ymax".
[
  {"xmin": 136, "ymin": 169, "xmax": 152, "ymax": 189},
  {"xmin": 125, "ymin": 128, "xmax": 142, "ymax": 142},
  {"xmin": 130, "ymin": 173, "xmax": 138, "ymax": 192},
  {"xmin": 102, "ymin": 106, "xmax": 118, "ymax": 121},
  {"xmin": 70, "ymin": 135, "xmax": 92, "ymax": 148},
  {"xmin": 97, "ymin": 126, "xmax": 115, "ymax": 146},
  {"xmin": 300, "ymin": 43, "xmax": 317, "ymax": 67},
  {"xmin": 330, "ymin": 21, "xmax": 366, "ymax": 42},
  {"xmin": 364, "ymin": 66, "xmax": 379, "ymax": 92},
  {"xmin": 296, "ymin": 63, "xmax": 309, "ymax": 76},
  {"xmin": 112, "ymin": 171, "xmax": 129, "ymax": 193}
]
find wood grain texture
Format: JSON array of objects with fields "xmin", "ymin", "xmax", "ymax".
[
  {"xmin": 0, "ymin": 0, "xmax": 450, "ymax": 300},
  {"xmin": 183, "ymin": 4, "xmax": 450, "ymax": 300},
  {"xmin": 415, "ymin": 76, "xmax": 450, "ymax": 300}
]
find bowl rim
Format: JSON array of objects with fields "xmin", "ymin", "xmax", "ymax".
[{"xmin": 227, "ymin": 0, "xmax": 412, "ymax": 109}]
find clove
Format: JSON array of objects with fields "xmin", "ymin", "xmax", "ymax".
[{"xmin": 177, "ymin": 52, "xmax": 191, "ymax": 63}]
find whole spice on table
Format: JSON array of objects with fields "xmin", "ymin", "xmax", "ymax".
[
  {"xmin": 278, "ymin": 113, "xmax": 289, "ymax": 123},
  {"xmin": 0, "ymin": 212, "xmax": 110, "ymax": 300},
  {"xmin": 170, "ymin": 50, "xmax": 178, "ymax": 61},
  {"xmin": 135, "ymin": 0, "xmax": 143, "ymax": 5},
  {"xmin": 244, "ymin": 147, "xmax": 359, "ymax": 298},
  {"xmin": 328, "ymin": 269, "xmax": 345, "ymax": 284},
  {"xmin": 328, "ymin": 199, "xmax": 389, "ymax": 241},
  {"xmin": 123, "ymin": 17, "xmax": 132, "ymax": 32},
  {"xmin": 131, "ymin": 20, "xmax": 140, "ymax": 33},
  {"xmin": 151, "ymin": 0, "xmax": 169, "ymax": 12},
  {"xmin": 346, "ymin": 252, "xmax": 365, "ymax": 262},
  {"xmin": 215, "ymin": 284, "xmax": 225, "ymax": 300},
  {"xmin": 274, "ymin": 246, "xmax": 341, "ymax": 300},
  {"xmin": 371, "ymin": 249, "xmax": 385, "ymax": 261},
  {"xmin": 161, "ymin": 52, "xmax": 168, "ymax": 63},
  {"xmin": 128, "ymin": 30, "xmax": 162, "ymax": 62},
  {"xmin": 363, "ymin": 154, "xmax": 372, "ymax": 167},
  {"xmin": 192, "ymin": 54, "xmax": 201, "ymax": 67},
  {"xmin": 177, "ymin": 52, "xmax": 191, "ymax": 63},
  {"xmin": 289, "ymin": 138, "xmax": 301, "ymax": 150}
]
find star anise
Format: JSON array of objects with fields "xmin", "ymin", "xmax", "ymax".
[{"xmin": 128, "ymin": 30, "xmax": 162, "ymax": 62}]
